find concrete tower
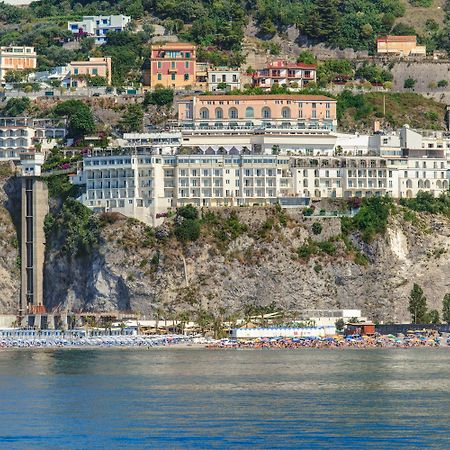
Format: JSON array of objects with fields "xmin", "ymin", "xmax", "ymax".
[{"xmin": 19, "ymin": 152, "xmax": 48, "ymax": 325}]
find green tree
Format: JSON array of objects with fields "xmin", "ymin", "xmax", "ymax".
[
  {"xmin": 303, "ymin": 0, "xmax": 340, "ymax": 41},
  {"xmin": 312, "ymin": 222, "xmax": 322, "ymax": 235},
  {"xmin": 335, "ymin": 318, "xmax": 345, "ymax": 332},
  {"xmin": 404, "ymin": 77, "xmax": 416, "ymax": 89},
  {"xmin": 175, "ymin": 219, "xmax": 200, "ymax": 242},
  {"xmin": 428, "ymin": 309, "xmax": 440, "ymax": 324},
  {"xmin": 54, "ymin": 100, "xmax": 95, "ymax": 139},
  {"xmin": 442, "ymin": 293, "xmax": 450, "ymax": 323},
  {"xmin": 177, "ymin": 204, "xmax": 198, "ymax": 220},
  {"xmin": 408, "ymin": 283, "xmax": 428, "ymax": 323},
  {"xmin": 144, "ymin": 87, "xmax": 174, "ymax": 107},
  {"xmin": 0, "ymin": 97, "xmax": 30, "ymax": 117},
  {"xmin": 69, "ymin": 110, "xmax": 96, "ymax": 139},
  {"xmin": 297, "ymin": 51, "xmax": 316, "ymax": 65},
  {"xmin": 119, "ymin": 104, "xmax": 143, "ymax": 132}
]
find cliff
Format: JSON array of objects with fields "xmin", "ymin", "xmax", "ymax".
[
  {"xmin": 42, "ymin": 201, "xmax": 450, "ymax": 323},
  {"xmin": 0, "ymin": 164, "xmax": 20, "ymax": 314},
  {"xmin": 1, "ymin": 168, "xmax": 450, "ymax": 322}
]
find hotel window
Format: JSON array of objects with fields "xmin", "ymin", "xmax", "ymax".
[
  {"xmin": 184, "ymin": 74, "xmax": 189, "ymax": 81},
  {"xmin": 171, "ymin": 61, "xmax": 176, "ymax": 69},
  {"xmin": 157, "ymin": 73, "xmax": 162, "ymax": 81},
  {"xmin": 92, "ymin": 68, "xmax": 98, "ymax": 75},
  {"xmin": 215, "ymin": 107, "xmax": 223, "ymax": 119},
  {"xmin": 171, "ymin": 73, "xmax": 176, "ymax": 80},
  {"xmin": 212, "ymin": 74, "xmax": 216, "ymax": 82},
  {"xmin": 262, "ymin": 107, "xmax": 271, "ymax": 119},
  {"xmin": 200, "ymin": 108, "xmax": 209, "ymax": 119},
  {"xmin": 281, "ymin": 107, "xmax": 291, "ymax": 119},
  {"xmin": 185, "ymin": 61, "xmax": 189, "ymax": 69},
  {"xmin": 229, "ymin": 107, "xmax": 238, "ymax": 119},
  {"xmin": 326, "ymin": 109, "xmax": 330, "ymax": 119},
  {"xmin": 245, "ymin": 107, "xmax": 254, "ymax": 118},
  {"xmin": 157, "ymin": 61, "xmax": 161, "ymax": 69},
  {"xmin": 186, "ymin": 52, "xmax": 191, "ymax": 58}
]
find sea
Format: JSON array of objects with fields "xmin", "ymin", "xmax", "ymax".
[{"xmin": 1, "ymin": 348, "xmax": 449, "ymax": 449}]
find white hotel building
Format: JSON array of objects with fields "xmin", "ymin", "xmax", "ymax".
[
  {"xmin": 70, "ymin": 123, "xmax": 450, "ymax": 226},
  {"xmin": 0, "ymin": 118, "xmax": 67, "ymax": 161}
]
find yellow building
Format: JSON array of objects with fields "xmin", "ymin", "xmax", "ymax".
[
  {"xmin": 0, "ymin": 46, "xmax": 37, "ymax": 82},
  {"xmin": 376, "ymin": 36, "xmax": 426, "ymax": 57}
]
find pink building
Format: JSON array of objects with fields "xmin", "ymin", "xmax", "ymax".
[
  {"xmin": 69, "ymin": 57, "xmax": 112, "ymax": 87},
  {"xmin": 143, "ymin": 43, "xmax": 196, "ymax": 89},
  {"xmin": 177, "ymin": 94, "xmax": 337, "ymax": 130},
  {"xmin": 252, "ymin": 60, "xmax": 317, "ymax": 90}
]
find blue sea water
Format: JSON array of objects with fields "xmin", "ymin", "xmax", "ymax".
[{"xmin": 0, "ymin": 348, "xmax": 449, "ymax": 449}]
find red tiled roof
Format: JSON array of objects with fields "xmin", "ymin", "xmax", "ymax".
[
  {"xmin": 151, "ymin": 42, "xmax": 196, "ymax": 49},
  {"xmin": 267, "ymin": 61, "xmax": 317, "ymax": 70},
  {"xmin": 183, "ymin": 94, "xmax": 335, "ymax": 101}
]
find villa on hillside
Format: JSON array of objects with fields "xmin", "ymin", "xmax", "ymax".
[
  {"xmin": 67, "ymin": 15, "xmax": 131, "ymax": 45},
  {"xmin": 376, "ymin": 35, "xmax": 426, "ymax": 57},
  {"xmin": 252, "ymin": 60, "xmax": 317, "ymax": 90},
  {"xmin": 143, "ymin": 43, "xmax": 197, "ymax": 90}
]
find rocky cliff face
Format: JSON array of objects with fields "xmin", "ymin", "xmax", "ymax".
[
  {"xmin": 1, "ymin": 168, "xmax": 449, "ymax": 322},
  {"xmin": 0, "ymin": 164, "xmax": 20, "ymax": 314},
  {"xmin": 42, "ymin": 205, "xmax": 450, "ymax": 323}
]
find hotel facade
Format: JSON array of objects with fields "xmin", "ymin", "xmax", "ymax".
[
  {"xmin": 72, "ymin": 127, "xmax": 450, "ymax": 226},
  {"xmin": 0, "ymin": 118, "xmax": 67, "ymax": 161},
  {"xmin": 177, "ymin": 95, "xmax": 337, "ymax": 130}
]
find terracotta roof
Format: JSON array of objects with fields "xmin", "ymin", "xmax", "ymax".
[
  {"xmin": 151, "ymin": 42, "xmax": 196, "ymax": 49},
  {"xmin": 376, "ymin": 35, "xmax": 417, "ymax": 42},
  {"xmin": 183, "ymin": 94, "xmax": 336, "ymax": 102},
  {"xmin": 267, "ymin": 62, "xmax": 317, "ymax": 70}
]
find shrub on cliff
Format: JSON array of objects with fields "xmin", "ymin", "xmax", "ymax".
[
  {"xmin": 342, "ymin": 196, "xmax": 393, "ymax": 243},
  {"xmin": 175, "ymin": 218, "xmax": 200, "ymax": 242},
  {"xmin": 400, "ymin": 191, "xmax": 450, "ymax": 217},
  {"xmin": 175, "ymin": 205, "xmax": 200, "ymax": 242},
  {"xmin": 46, "ymin": 198, "xmax": 100, "ymax": 256}
]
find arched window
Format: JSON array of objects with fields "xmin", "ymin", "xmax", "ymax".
[
  {"xmin": 262, "ymin": 107, "xmax": 271, "ymax": 119},
  {"xmin": 282, "ymin": 107, "xmax": 291, "ymax": 119},
  {"xmin": 406, "ymin": 179, "xmax": 412, "ymax": 188},
  {"xmin": 229, "ymin": 107, "xmax": 238, "ymax": 119},
  {"xmin": 215, "ymin": 107, "xmax": 223, "ymax": 119},
  {"xmin": 245, "ymin": 107, "xmax": 254, "ymax": 118},
  {"xmin": 418, "ymin": 179, "xmax": 424, "ymax": 189},
  {"xmin": 424, "ymin": 180, "xmax": 430, "ymax": 189},
  {"xmin": 200, "ymin": 108, "xmax": 209, "ymax": 119}
]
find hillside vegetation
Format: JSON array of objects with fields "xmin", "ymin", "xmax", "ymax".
[
  {"xmin": 337, "ymin": 92, "xmax": 447, "ymax": 131},
  {"xmin": 1, "ymin": 0, "xmax": 449, "ymax": 85}
]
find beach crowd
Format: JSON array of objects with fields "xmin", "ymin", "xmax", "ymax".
[
  {"xmin": 207, "ymin": 334, "xmax": 450, "ymax": 349},
  {"xmin": 0, "ymin": 334, "xmax": 192, "ymax": 349}
]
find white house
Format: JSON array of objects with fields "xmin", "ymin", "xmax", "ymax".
[
  {"xmin": 68, "ymin": 15, "xmax": 131, "ymax": 45},
  {"xmin": 207, "ymin": 68, "xmax": 241, "ymax": 92}
]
